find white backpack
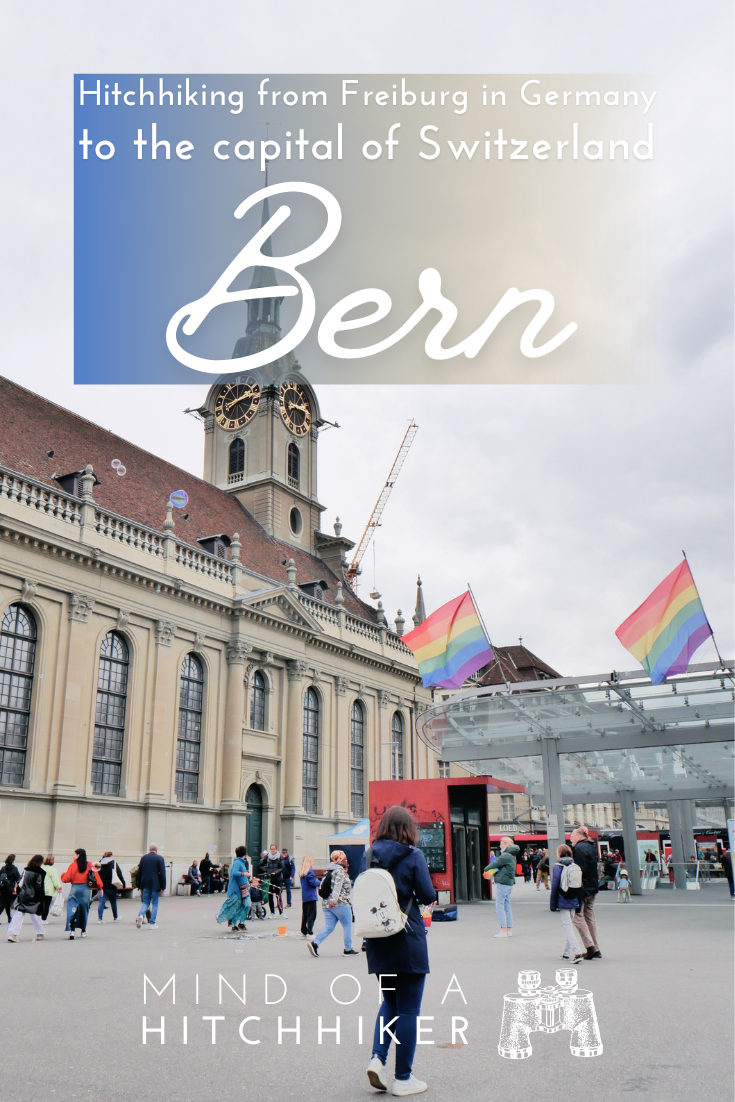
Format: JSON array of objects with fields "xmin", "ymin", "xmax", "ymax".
[
  {"xmin": 560, "ymin": 861, "xmax": 583, "ymax": 892},
  {"xmin": 353, "ymin": 849, "xmax": 408, "ymax": 939}
]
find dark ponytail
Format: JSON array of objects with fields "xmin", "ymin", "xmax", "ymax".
[{"xmin": 75, "ymin": 848, "xmax": 88, "ymax": 873}]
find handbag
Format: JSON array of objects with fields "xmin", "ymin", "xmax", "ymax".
[
  {"xmin": 111, "ymin": 863, "xmax": 123, "ymax": 890},
  {"xmin": 87, "ymin": 867, "xmax": 98, "ymax": 890},
  {"xmin": 50, "ymin": 892, "xmax": 64, "ymax": 918}
]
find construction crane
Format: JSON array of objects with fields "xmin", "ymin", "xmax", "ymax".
[{"xmin": 347, "ymin": 420, "xmax": 418, "ymax": 586}]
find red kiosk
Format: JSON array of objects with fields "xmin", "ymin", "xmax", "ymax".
[{"xmin": 369, "ymin": 776, "xmax": 525, "ymax": 903}]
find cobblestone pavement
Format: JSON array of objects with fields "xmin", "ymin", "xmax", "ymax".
[{"xmin": 1, "ymin": 880, "xmax": 732, "ymax": 1102}]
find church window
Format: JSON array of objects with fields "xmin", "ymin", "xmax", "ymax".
[
  {"xmin": 350, "ymin": 700, "xmax": 365, "ymax": 817},
  {"xmin": 289, "ymin": 507, "xmax": 302, "ymax": 536},
  {"xmin": 0, "ymin": 604, "xmax": 36, "ymax": 787},
  {"xmin": 228, "ymin": 438, "xmax": 245, "ymax": 484},
  {"xmin": 302, "ymin": 688, "xmax": 319, "ymax": 814},
  {"xmin": 250, "ymin": 670, "xmax": 266, "ymax": 731},
  {"xmin": 391, "ymin": 711, "xmax": 404, "ymax": 781},
  {"xmin": 176, "ymin": 653, "xmax": 204, "ymax": 803},
  {"xmin": 287, "ymin": 443, "xmax": 300, "ymax": 488},
  {"xmin": 92, "ymin": 632, "xmax": 129, "ymax": 796}
]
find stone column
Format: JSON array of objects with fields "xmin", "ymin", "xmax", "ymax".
[
  {"xmin": 53, "ymin": 593, "xmax": 97, "ymax": 795},
  {"xmin": 540, "ymin": 736, "xmax": 564, "ymax": 859},
  {"xmin": 334, "ymin": 677, "xmax": 350, "ymax": 819},
  {"xmin": 617, "ymin": 790, "xmax": 642, "ymax": 895},
  {"xmin": 144, "ymin": 622, "xmax": 179, "ymax": 802},
  {"xmin": 221, "ymin": 640, "xmax": 252, "ymax": 807},
  {"xmin": 283, "ymin": 660, "xmax": 306, "ymax": 812}
]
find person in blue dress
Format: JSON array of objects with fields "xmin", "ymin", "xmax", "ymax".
[{"xmin": 216, "ymin": 846, "xmax": 250, "ymax": 931}]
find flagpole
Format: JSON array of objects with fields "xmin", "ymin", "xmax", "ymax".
[{"xmin": 682, "ymin": 550, "xmax": 728, "ymax": 671}]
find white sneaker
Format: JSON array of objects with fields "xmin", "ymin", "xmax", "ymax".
[
  {"xmin": 391, "ymin": 1076, "xmax": 427, "ymax": 1096},
  {"xmin": 367, "ymin": 1056, "xmax": 389, "ymax": 1092},
  {"xmin": 135, "ymin": 915, "xmax": 142, "ymax": 929},
  {"xmin": 149, "ymin": 924, "xmax": 158, "ymax": 930},
  {"xmin": 7, "ymin": 935, "xmax": 18, "ymax": 943},
  {"xmin": 113, "ymin": 917, "xmax": 121, "ymax": 922},
  {"xmin": 493, "ymin": 929, "xmax": 508, "ymax": 938},
  {"xmin": 97, "ymin": 919, "xmax": 105, "ymax": 924},
  {"xmin": 80, "ymin": 931, "xmax": 87, "ymax": 938},
  {"xmin": 506, "ymin": 929, "xmax": 513, "ymax": 937}
]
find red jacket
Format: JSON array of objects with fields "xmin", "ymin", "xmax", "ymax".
[{"xmin": 61, "ymin": 860, "xmax": 102, "ymax": 890}]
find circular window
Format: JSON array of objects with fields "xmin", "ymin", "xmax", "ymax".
[{"xmin": 289, "ymin": 507, "xmax": 303, "ymax": 535}]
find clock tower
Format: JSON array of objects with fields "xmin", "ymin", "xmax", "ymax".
[{"xmin": 199, "ymin": 191, "xmax": 326, "ymax": 554}]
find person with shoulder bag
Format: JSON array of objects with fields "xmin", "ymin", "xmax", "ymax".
[
  {"xmin": 307, "ymin": 849, "xmax": 357, "ymax": 957},
  {"xmin": 41, "ymin": 855, "xmax": 63, "ymax": 921},
  {"xmin": 355, "ymin": 806, "xmax": 436, "ymax": 1097},
  {"xmin": 61, "ymin": 848, "xmax": 103, "ymax": 939},
  {"xmin": 483, "ymin": 835, "xmax": 520, "ymax": 938},
  {"xmin": 1, "ymin": 854, "xmax": 21, "ymax": 921},
  {"xmin": 550, "ymin": 844, "xmax": 585, "ymax": 962},
  {"xmin": 7, "ymin": 855, "xmax": 47, "ymax": 942},
  {"xmin": 97, "ymin": 851, "xmax": 125, "ymax": 923},
  {"xmin": 215, "ymin": 846, "xmax": 251, "ymax": 932}
]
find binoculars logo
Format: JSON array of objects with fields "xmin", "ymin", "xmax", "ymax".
[{"xmin": 498, "ymin": 969, "xmax": 603, "ymax": 1060}]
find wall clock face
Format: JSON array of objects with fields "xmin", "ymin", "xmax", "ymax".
[
  {"xmin": 214, "ymin": 380, "xmax": 260, "ymax": 429},
  {"xmin": 278, "ymin": 382, "xmax": 312, "ymax": 437}
]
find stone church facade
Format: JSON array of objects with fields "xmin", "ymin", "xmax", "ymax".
[{"xmin": 0, "ymin": 209, "xmax": 438, "ymax": 871}]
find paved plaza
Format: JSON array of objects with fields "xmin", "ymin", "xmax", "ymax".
[{"xmin": 2, "ymin": 879, "xmax": 732, "ymax": 1102}]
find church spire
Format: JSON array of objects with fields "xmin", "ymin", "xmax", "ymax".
[
  {"xmin": 412, "ymin": 574, "xmax": 426, "ymax": 627},
  {"xmin": 232, "ymin": 161, "xmax": 284, "ymax": 360}
]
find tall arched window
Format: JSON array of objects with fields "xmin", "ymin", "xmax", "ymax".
[
  {"xmin": 176, "ymin": 653, "xmax": 204, "ymax": 802},
  {"xmin": 93, "ymin": 632, "xmax": 129, "ymax": 796},
  {"xmin": 229, "ymin": 438, "xmax": 245, "ymax": 477},
  {"xmin": 0, "ymin": 604, "xmax": 37, "ymax": 787},
  {"xmin": 250, "ymin": 670, "xmax": 266, "ymax": 731},
  {"xmin": 391, "ymin": 711, "xmax": 404, "ymax": 781},
  {"xmin": 287, "ymin": 443, "xmax": 300, "ymax": 488},
  {"xmin": 302, "ymin": 688, "xmax": 319, "ymax": 814},
  {"xmin": 246, "ymin": 783, "xmax": 263, "ymax": 858},
  {"xmin": 351, "ymin": 700, "xmax": 365, "ymax": 818}
]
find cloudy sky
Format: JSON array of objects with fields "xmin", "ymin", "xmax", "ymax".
[{"xmin": 0, "ymin": 1, "xmax": 732, "ymax": 674}]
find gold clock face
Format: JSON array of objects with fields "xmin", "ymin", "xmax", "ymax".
[
  {"xmin": 279, "ymin": 382, "xmax": 312, "ymax": 437},
  {"xmin": 214, "ymin": 380, "xmax": 260, "ymax": 430}
]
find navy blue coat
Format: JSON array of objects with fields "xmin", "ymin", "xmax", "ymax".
[
  {"xmin": 360, "ymin": 840, "xmax": 436, "ymax": 976},
  {"xmin": 549, "ymin": 859, "xmax": 583, "ymax": 912},
  {"xmin": 137, "ymin": 852, "xmax": 167, "ymax": 892},
  {"xmin": 572, "ymin": 839, "xmax": 599, "ymax": 897},
  {"xmin": 300, "ymin": 868, "xmax": 319, "ymax": 902}
]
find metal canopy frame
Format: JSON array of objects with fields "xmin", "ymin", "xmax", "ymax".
[{"xmin": 417, "ymin": 661, "xmax": 735, "ymax": 895}]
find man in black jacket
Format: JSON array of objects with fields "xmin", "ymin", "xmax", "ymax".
[
  {"xmin": 571, "ymin": 827, "xmax": 601, "ymax": 959},
  {"xmin": 135, "ymin": 844, "xmax": 167, "ymax": 930},
  {"xmin": 281, "ymin": 848, "xmax": 296, "ymax": 908},
  {"xmin": 265, "ymin": 844, "xmax": 284, "ymax": 915}
]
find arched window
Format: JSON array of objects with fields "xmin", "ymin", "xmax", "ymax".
[
  {"xmin": 229, "ymin": 438, "xmax": 245, "ymax": 476},
  {"xmin": 246, "ymin": 783, "xmax": 263, "ymax": 858},
  {"xmin": 302, "ymin": 688, "xmax": 319, "ymax": 814},
  {"xmin": 350, "ymin": 700, "xmax": 365, "ymax": 818},
  {"xmin": 391, "ymin": 711, "xmax": 404, "ymax": 781},
  {"xmin": 0, "ymin": 604, "xmax": 37, "ymax": 787},
  {"xmin": 250, "ymin": 670, "xmax": 266, "ymax": 731},
  {"xmin": 287, "ymin": 443, "xmax": 300, "ymax": 488},
  {"xmin": 176, "ymin": 653, "xmax": 204, "ymax": 802},
  {"xmin": 93, "ymin": 632, "xmax": 129, "ymax": 796}
]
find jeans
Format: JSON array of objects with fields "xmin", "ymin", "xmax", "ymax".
[
  {"xmin": 560, "ymin": 909, "xmax": 582, "ymax": 956},
  {"xmin": 301, "ymin": 899, "xmax": 317, "ymax": 935},
  {"xmin": 66, "ymin": 885, "xmax": 91, "ymax": 932},
  {"xmin": 313, "ymin": 903, "xmax": 352, "ymax": 951},
  {"xmin": 97, "ymin": 886, "xmax": 118, "ymax": 920},
  {"xmin": 138, "ymin": 889, "xmax": 160, "ymax": 924},
  {"xmin": 494, "ymin": 883, "xmax": 513, "ymax": 928},
  {"xmin": 572, "ymin": 894, "xmax": 599, "ymax": 951},
  {"xmin": 372, "ymin": 973, "xmax": 426, "ymax": 1081},
  {"xmin": 283, "ymin": 878, "xmax": 293, "ymax": 905}
]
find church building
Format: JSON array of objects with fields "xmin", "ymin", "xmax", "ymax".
[{"xmin": 0, "ymin": 195, "xmax": 439, "ymax": 873}]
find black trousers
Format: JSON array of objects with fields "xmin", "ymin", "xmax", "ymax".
[
  {"xmin": 268, "ymin": 883, "xmax": 283, "ymax": 914},
  {"xmin": 301, "ymin": 899, "xmax": 317, "ymax": 935},
  {"xmin": 1, "ymin": 892, "xmax": 14, "ymax": 921}
]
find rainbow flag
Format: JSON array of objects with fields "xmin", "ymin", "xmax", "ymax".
[
  {"xmin": 402, "ymin": 591, "xmax": 494, "ymax": 689},
  {"xmin": 615, "ymin": 559, "xmax": 713, "ymax": 684}
]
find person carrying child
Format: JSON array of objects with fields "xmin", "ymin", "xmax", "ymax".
[{"xmin": 549, "ymin": 844, "xmax": 585, "ymax": 963}]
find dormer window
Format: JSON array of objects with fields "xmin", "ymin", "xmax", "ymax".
[
  {"xmin": 298, "ymin": 580, "xmax": 329, "ymax": 601},
  {"xmin": 287, "ymin": 443, "xmax": 300, "ymax": 489},
  {"xmin": 196, "ymin": 534, "xmax": 232, "ymax": 560},
  {"xmin": 55, "ymin": 470, "xmax": 100, "ymax": 497}
]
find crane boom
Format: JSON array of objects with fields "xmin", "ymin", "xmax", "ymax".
[{"xmin": 347, "ymin": 420, "xmax": 418, "ymax": 584}]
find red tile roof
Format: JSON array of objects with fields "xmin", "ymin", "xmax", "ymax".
[
  {"xmin": 476, "ymin": 645, "xmax": 560, "ymax": 686},
  {"xmin": 0, "ymin": 375, "xmax": 377, "ymax": 622}
]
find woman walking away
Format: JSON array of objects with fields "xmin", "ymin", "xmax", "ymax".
[
  {"xmin": 97, "ymin": 852, "xmax": 125, "ymax": 922},
  {"xmin": 42, "ymin": 856, "xmax": 63, "ymax": 921},
  {"xmin": 299, "ymin": 855, "xmax": 319, "ymax": 937},
  {"xmin": 484, "ymin": 835, "xmax": 519, "ymax": 938},
  {"xmin": 7, "ymin": 855, "xmax": 47, "ymax": 942},
  {"xmin": 216, "ymin": 846, "xmax": 251, "ymax": 932},
  {"xmin": 362, "ymin": 806, "xmax": 436, "ymax": 1097},
  {"xmin": 550, "ymin": 845, "xmax": 585, "ymax": 962},
  {"xmin": 307, "ymin": 850, "xmax": 357, "ymax": 958},
  {"xmin": 0, "ymin": 854, "xmax": 21, "ymax": 921},
  {"xmin": 62, "ymin": 848, "xmax": 102, "ymax": 939}
]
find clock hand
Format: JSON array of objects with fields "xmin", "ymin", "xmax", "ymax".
[{"xmin": 225, "ymin": 390, "xmax": 255, "ymax": 411}]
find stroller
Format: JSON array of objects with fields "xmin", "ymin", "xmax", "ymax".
[{"xmin": 249, "ymin": 879, "xmax": 267, "ymax": 919}]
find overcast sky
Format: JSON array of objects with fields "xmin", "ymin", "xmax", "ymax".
[{"xmin": 0, "ymin": 1, "xmax": 732, "ymax": 675}]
